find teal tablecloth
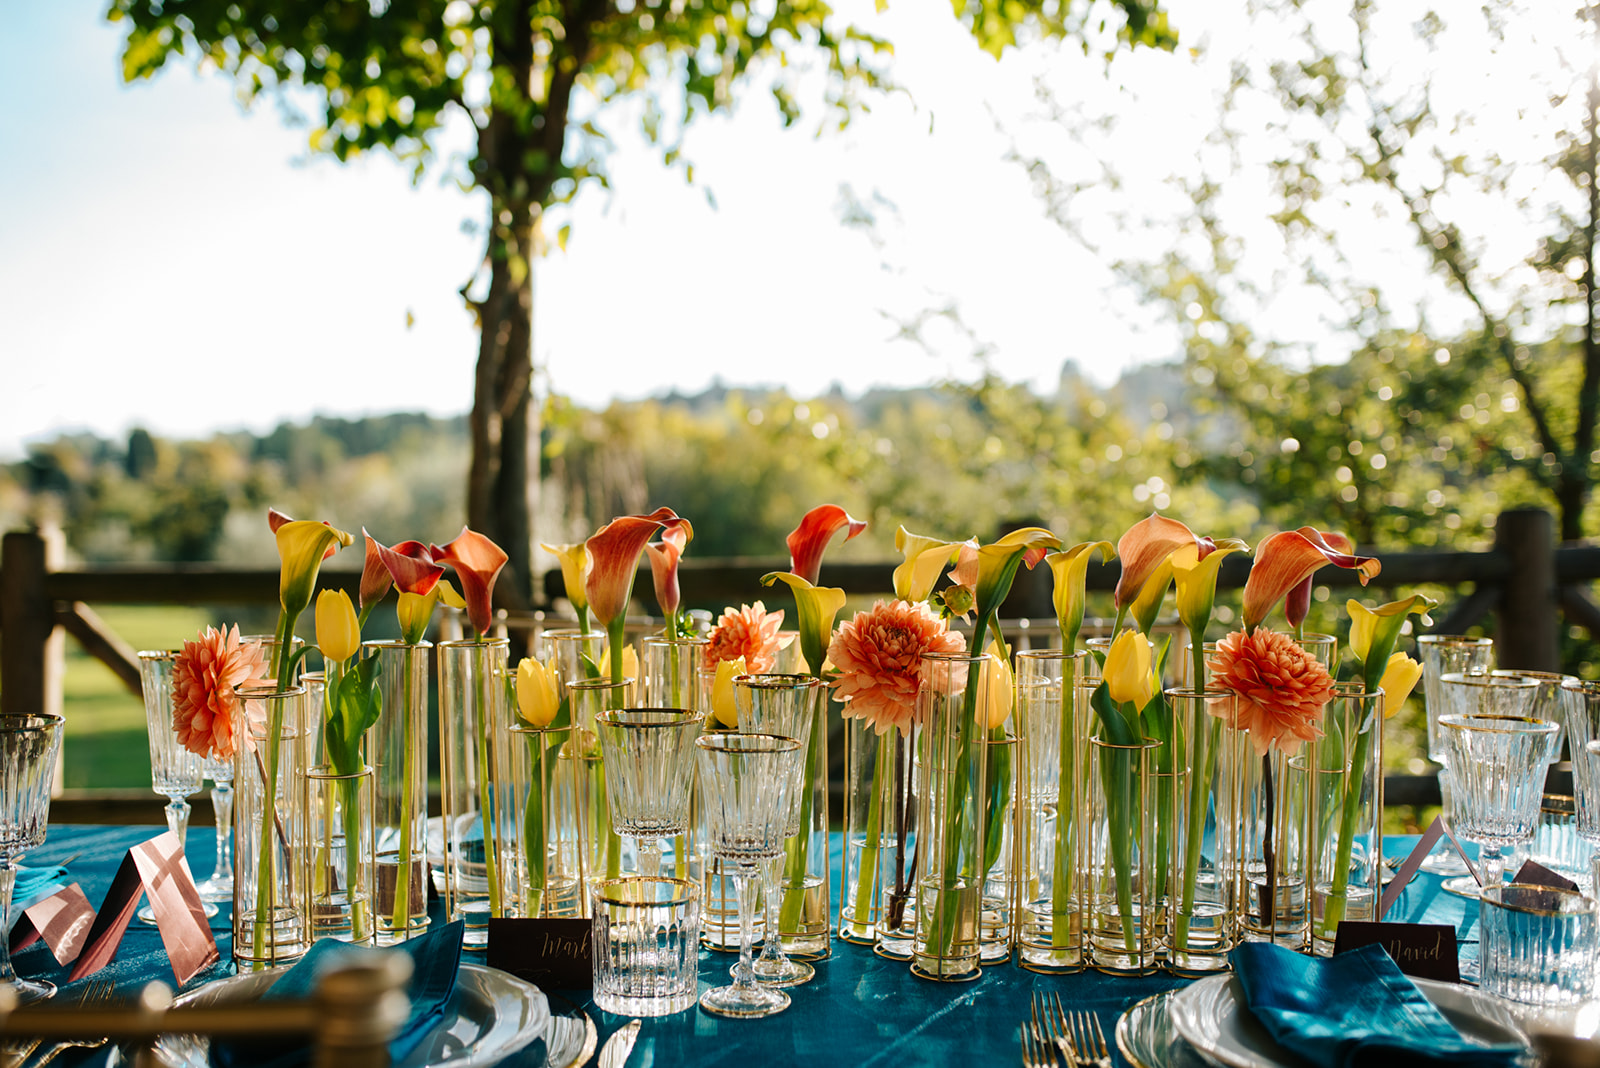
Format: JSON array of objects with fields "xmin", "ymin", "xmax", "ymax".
[{"xmin": 14, "ymin": 828, "xmax": 1478, "ymax": 1068}]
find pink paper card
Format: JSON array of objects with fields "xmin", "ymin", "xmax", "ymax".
[
  {"xmin": 68, "ymin": 831, "xmax": 218, "ymax": 985},
  {"xmin": 8, "ymin": 884, "xmax": 94, "ymax": 965},
  {"xmin": 1379, "ymin": 814, "xmax": 1479, "ymax": 918}
]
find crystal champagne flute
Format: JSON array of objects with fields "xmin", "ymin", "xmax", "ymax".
[{"xmin": 139, "ymin": 650, "xmax": 217, "ymax": 921}]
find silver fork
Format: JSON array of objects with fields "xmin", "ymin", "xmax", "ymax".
[
  {"xmin": 1066, "ymin": 1010, "xmax": 1112, "ymax": 1068},
  {"xmin": 25, "ymin": 980, "xmax": 116, "ymax": 1068},
  {"xmin": 1031, "ymin": 992, "xmax": 1071, "ymax": 1065}
]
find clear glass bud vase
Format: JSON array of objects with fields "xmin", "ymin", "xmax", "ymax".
[
  {"xmin": 1166, "ymin": 688, "xmax": 1238, "ymax": 974},
  {"xmin": 1309, "ymin": 684, "xmax": 1384, "ymax": 955},
  {"xmin": 1229, "ymin": 736, "xmax": 1311, "ymax": 951},
  {"xmin": 568, "ymin": 676, "xmax": 635, "ymax": 911},
  {"xmin": 438, "ymin": 637, "xmax": 515, "ymax": 947},
  {"xmin": 364, "ymin": 640, "xmax": 431, "ymax": 945},
  {"xmin": 509, "ymin": 716, "xmax": 585, "ymax": 918},
  {"xmin": 1016, "ymin": 651, "xmax": 1091, "ymax": 973},
  {"xmin": 300, "ymin": 672, "xmax": 377, "ymax": 946},
  {"xmin": 233, "ymin": 682, "xmax": 310, "ymax": 970},
  {"xmin": 1087, "ymin": 736, "xmax": 1159, "ymax": 975},
  {"xmin": 912, "ymin": 652, "xmax": 990, "ymax": 982}
]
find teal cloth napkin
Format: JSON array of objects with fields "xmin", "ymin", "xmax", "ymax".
[
  {"xmin": 7, "ymin": 865, "xmax": 69, "ymax": 928},
  {"xmin": 213, "ymin": 920, "xmax": 464, "ymax": 1068},
  {"xmin": 1230, "ymin": 943, "xmax": 1525, "ymax": 1068}
]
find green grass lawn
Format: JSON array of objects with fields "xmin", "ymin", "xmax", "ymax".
[{"xmin": 60, "ymin": 605, "xmax": 212, "ymax": 789}]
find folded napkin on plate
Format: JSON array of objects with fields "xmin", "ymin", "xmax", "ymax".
[
  {"xmin": 7, "ymin": 865, "xmax": 69, "ymax": 928},
  {"xmin": 214, "ymin": 919, "xmax": 464, "ymax": 1068},
  {"xmin": 1230, "ymin": 943, "xmax": 1524, "ymax": 1068}
]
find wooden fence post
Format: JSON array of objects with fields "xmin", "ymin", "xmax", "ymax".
[
  {"xmin": 1494, "ymin": 507, "xmax": 1561, "ymax": 672},
  {"xmin": 1, "ymin": 527, "xmax": 66, "ymax": 794}
]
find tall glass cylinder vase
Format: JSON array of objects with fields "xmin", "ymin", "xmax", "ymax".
[
  {"xmin": 509, "ymin": 719, "xmax": 585, "ymax": 917},
  {"xmin": 301, "ymin": 671, "xmax": 378, "ymax": 947},
  {"xmin": 540, "ymin": 629, "xmax": 606, "ymax": 688},
  {"xmin": 1016, "ymin": 653, "xmax": 1091, "ymax": 973},
  {"xmin": 438, "ymin": 638, "xmax": 515, "ymax": 947},
  {"xmin": 1309, "ymin": 685, "xmax": 1384, "ymax": 955},
  {"xmin": 1166, "ymin": 688, "xmax": 1237, "ymax": 974},
  {"xmin": 840, "ymin": 716, "xmax": 907, "ymax": 946},
  {"xmin": 978, "ymin": 728, "xmax": 1019, "ymax": 963},
  {"xmin": 871, "ymin": 720, "xmax": 920, "ymax": 961},
  {"xmin": 233, "ymin": 682, "xmax": 310, "ymax": 970},
  {"xmin": 1230, "ymin": 734, "xmax": 1311, "ymax": 951},
  {"xmin": 569, "ymin": 676, "xmax": 635, "ymax": 910},
  {"xmin": 912, "ymin": 652, "xmax": 990, "ymax": 982},
  {"xmin": 364, "ymin": 640, "xmax": 431, "ymax": 946},
  {"xmin": 1086, "ymin": 737, "xmax": 1159, "ymax": 975}
]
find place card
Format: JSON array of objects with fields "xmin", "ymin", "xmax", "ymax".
[
  {"xmin": 1333, "ymin": 922, "xmax": 1460, "ymax": 982},
  {"xmin": 8, "ymin": 883, "xmax": 95, "ymax": 965},
  {"xmin": 67, "ymin": 831, "xmax": 218, "ymax": 985},
  {"xmin": 487, "ymin": 918, "xmax": 592, "ymax": 990},
  {"xmin": 1511, "ymin": 859, "xmax": 1580, "ymax": 892},
  {"xmin": 1378, "ymin": 815, "xmax": 1478, "ymax": 918}
]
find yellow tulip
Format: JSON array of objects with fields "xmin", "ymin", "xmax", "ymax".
[
  {"xmin": 516, "ymin": 657, "xmax": 561, "ymax": 727},
  {"xmin": 710, "ymin": 656, "xmax": 747, "ymax": 728},
  {"xmin": 598, "ymin": 643, "xmax": 638, "ymax": 682},
  {"xmin": 1378, "ymin": 652, "xmax": 1423, "ymax": 720},
  {"xmin": 1104, "ymin": 630, "xmax": 1156, "ymax": 710},
  {"xmin": 315, "ymin": 589, "xmax": 360, "ymax": 664},
  {"xmin": 980, "ymin": 640, "xmax": 1014, "ymax": 729}
]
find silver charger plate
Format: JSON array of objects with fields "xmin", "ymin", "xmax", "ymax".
[
  {"xmin": 122, "ymin": 962, "xmax": 565, "ymax": 1068},
  {"xmin": 1169, "ymin": 972, "xmax": 1530, "ymax": 1068}
]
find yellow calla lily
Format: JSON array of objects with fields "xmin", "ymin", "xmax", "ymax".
[
  {"xmin": 540, "ymin": 542, "xmax": 592, "ymax": 613},
  {"xmin": 1104, "ymin": 629, "xmax": 1156, "ymax": 709},
  {"xmin": 1378, "ymin": 652, "xmax": 1423, "ymax": 720},
  {"xmin": 315, "ymin": 589, "xmax": 360, "ymax": 664},
  {"xmin": 516, "ymin": 657, "xmax": 561, "ymax": 727},
  {"xmin": 980, "ymin": 639, "xmax": 1014, "ymax": 729},
  {"xmin": 436, "ymin": 578, "xmax": 467, "ymax": 612},
  {"xmin": 1044, "ymin": 541, "xmax": 1116, "ymax": 652},
  {"xmin": 1346, "ymin": 593, "xmax": 1437, "ymax": 691},
  {"xmin": 892, "ymin": 526, "xmax": 966, "ymax": 603},
  {"xmin": 275, "ymin": 519, "xmax": 354, "ymax": 620},
  {"xmin": 1171, "ymin": 539, "xmax": 1250, "ymax": 639},
  {"xmin": 974, "ymin": 527, "xmax": 1062, "ymax": 625},
  {"xmin": 761, "ymin": 572, "xmax": 847, "ymax": 677},
  {"xmin": 395, "ymin": 589, "xmax": 441, "ymax": 645},
  {"xmin": 1129, "ymin": 557, "xmax": 1175, "ymax": 636},
  {"xmin": 710, "ymin": 656, "xmax": 747, "ymax": 728}
]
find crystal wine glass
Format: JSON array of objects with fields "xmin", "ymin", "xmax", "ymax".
[
  {"xmin": 695, "ymin": 732, "xmax": 803, "ymax": 1018},
  {"xmin": 732, "ymin": 673, "xmax": 822, "ymax": 987},
  {"xmin": 594, "ymin": 709, "xmax": 703, "ymax": 877},
  {"xmin": 1416, "ymin": 635, "xmax": 1494, "ymax": 876},
  {"xmin": 0, "ymin": 713, "xmax": 64, "ymax": 1003},
  {"xmin": 1437, "ymin": 672, "xmax": 1540, "ymax": 897},
  {"xmin": 139, "ymin": 651, "xmax": 217, "ymax": 921},
  {"xmin": 1439, "ymin": 712, "xmax": 1557, "ymax": 895},
  {"xmin": 1560, "ymin": 679, "xmax": 1600, "ymax": 892}
]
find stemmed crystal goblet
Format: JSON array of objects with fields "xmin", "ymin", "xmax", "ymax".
[
  {"xmin": 695, "ymin": 732, "xmax": 803, "ymax": 1018},
  {"xmin": 1439, "ymin": 713, "xmax": 1558, "ymax": 895},
  {"xmin": 732, "ymin": 673, "xmax": 822, "ymax": 987},
  {"xmin": 1560, "ymin": 679, "xmax": 1600, "ymax": 892},
  {"xmin": 594, "ymin": 709, "xmax": 703, "ymax": 876},
  {"xmin": 1437, "ymin": 673, "xmax": 1541, "ymax": 897},
  {"xmin": 0, "ymin": 713, "xmax": 64, "ymax": 1003},
  {"xmin": 1416, "ymin": 635, "xmax": 1494, "ymax": 876},
  {"xmin": 139, "ymin": 650, "xmax": 217, "ymax": 921}
]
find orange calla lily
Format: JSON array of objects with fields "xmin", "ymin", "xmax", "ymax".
[
  {"xmin": 430, "ymin": 527, "xmax": 509, "ymax": 637},
  {"xmin": 1243, "ymin": 528, "xmax": 1380, "ymax": 633},
  {"xmin": 787, "ymin": 505, "xmax": 866, "ymax": 585},
  {"xmin": 1113, "ymin": 513, "xmax": 1201, "ymax": 610},
  {"xmin": 645, "ymin": 523, "xmax": 692, "ymax": 620},
  {"xmin": 584, "ymin": 508, "xmax": 692, "ymax": 629}
]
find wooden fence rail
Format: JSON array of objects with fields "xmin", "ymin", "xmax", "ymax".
[{"xmin": 5, "ymin": 507, "xmax": 1600, "ymax": 819}]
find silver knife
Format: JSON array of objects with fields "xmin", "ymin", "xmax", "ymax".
[{"xmin": 598, "ymin": 1018, "xmax": 642, "ymax": 1068}]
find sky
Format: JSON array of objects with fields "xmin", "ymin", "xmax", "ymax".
[{"xmin": 0, "ymin": 2, "xmax": 1198, "ymax": 460}]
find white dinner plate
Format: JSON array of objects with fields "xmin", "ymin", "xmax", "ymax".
[
  {"xmin": 132, "ymin": 962, "xmax": 552, "ymax": 1068},
  {"xmin": 1169, "ymin": 972, "xmax": 1530, "ymax": 1068}
]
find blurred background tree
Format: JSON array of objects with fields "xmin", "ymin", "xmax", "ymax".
[{"xmin": 104, "ymin": 0, "xmax": 1174, "ymax": 608}]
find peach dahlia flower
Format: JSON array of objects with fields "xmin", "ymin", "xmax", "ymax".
[
  {"xmin": 172, "ymin": 625, "xmax": 268, "ymax": 761},
  {"xmin": 1207, "ymin": 628, "xmax": 1335, "ymax": 756},
  {"xmin": 704, "ymin": 601, "xmax": 785, "ymax": 674},
  {"xmin": 828, "ymin": 599, "xmax": 967, "ymax": 736}
]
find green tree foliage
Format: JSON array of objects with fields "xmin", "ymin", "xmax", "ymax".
[{"xmin": 105, "ymin": 0, "xmax": 1173, "ymax": 606}]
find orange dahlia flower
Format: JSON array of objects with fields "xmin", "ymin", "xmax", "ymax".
[
  {"xmin": 1207, "ymin": 627, "xmax": 1335, "ymax": 756},
  {"xmin": 828, "ymin": 599, "xmax": 967, "ymax": 736},
  {"xmin": 704, "ymin": 601, "xmax": 785, "ymax": 674},
  {"xmin": 172, "ymin": 625, "xmax": 268, "ymax": 760}
]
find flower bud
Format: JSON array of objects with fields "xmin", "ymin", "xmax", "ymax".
[{"xmin": 315, "ymin": 589, "xmax": 360, "ymax": 664}]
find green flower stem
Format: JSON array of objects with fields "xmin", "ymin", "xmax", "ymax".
[
  {"xmin": 850, "ymin": 735, "xmax": 890, "ymax": 939},
  {"xmin": 473, "ymin": 642, "xmax": 502, "ymax": 918},
  {"xmin": 603, "ymin": 618, "xmax": 627, "ymax": 880},
  {"xmin": 1319, "ymin": 727, "xmax": 1373, "ymax": 938},
  {"xmin": 253, "ymin": 609, "xmax": 298, "ymax": 961},
  {"xmin": 1173, "ymin": 718, "xmax": 1220, "ymax": 953},
  {"xmin": 523, "ymin": 732, "xmax": 546, "ymax": 916},
  {"xmin": 1101, "ymin": 744, "xmax": 1138, "ymax": 955},
  {"xmin": 1049, "ymin": 659, "xmax": 1076, "ymax": 950},
  {"xmin": 340, "ymin": 773, "xmax": 369, "ymax": 941},
  {"xmin": 390, "ymin": 655, "xmax": 416, "ymax": 936},
  {"xmin": 779, "ymin": 705, "xmax": 823, "ymax": 934}
]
